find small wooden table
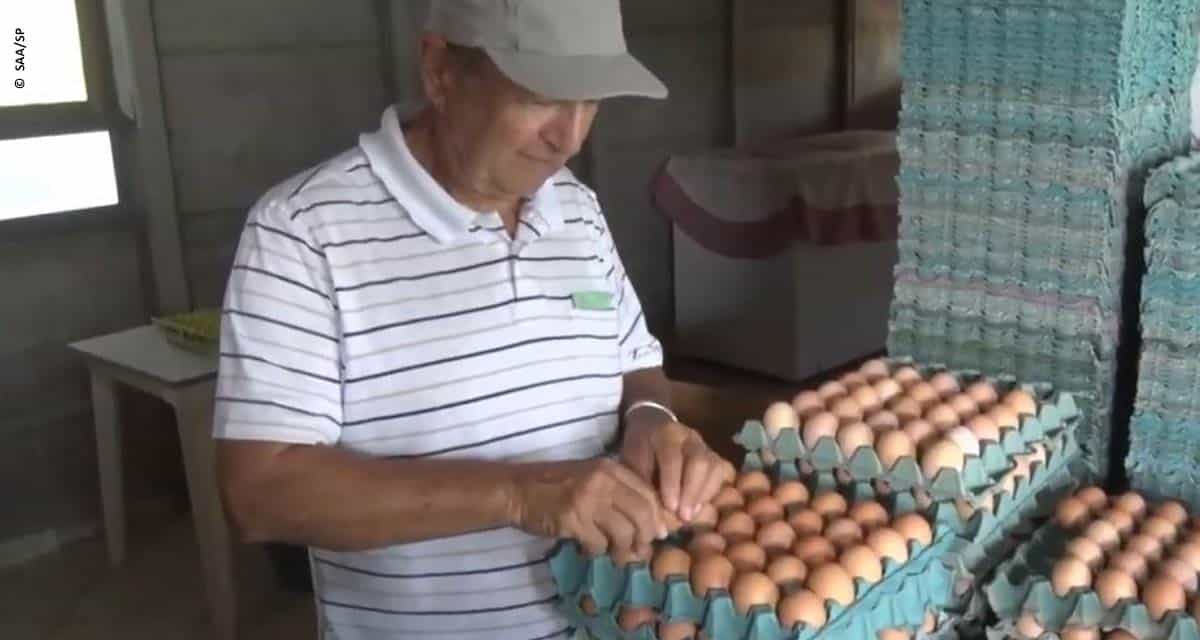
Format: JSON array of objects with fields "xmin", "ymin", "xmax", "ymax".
[{"xmin": 70, "ymin": 325, "xmax": 236, "ymax": 640}]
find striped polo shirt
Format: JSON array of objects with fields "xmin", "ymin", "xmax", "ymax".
[{"xmin": 213, "ymin": 104, "xmax": 663, "ymax": 639}]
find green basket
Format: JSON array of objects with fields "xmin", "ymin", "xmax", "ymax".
[{"xmin": 152, "ymin": 309, "xmax": 221, "ymax": 354}]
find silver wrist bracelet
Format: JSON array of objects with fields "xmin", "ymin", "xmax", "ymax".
[{"xmin": 623, "ymin": 400, "xmax": 678, "ymax": 424}]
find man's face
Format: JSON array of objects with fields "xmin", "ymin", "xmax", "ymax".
[{"xmin": 438, "ymin": 51, "xmax": 599, "ymax": 199}]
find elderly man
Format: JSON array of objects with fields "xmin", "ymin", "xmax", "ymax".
[{"xmin": 214, "ymin": 1, "xmax": 732, "ymax": 638}]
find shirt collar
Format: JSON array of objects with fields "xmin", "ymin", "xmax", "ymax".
[{"xmin": 358, "ymin": 104, "xmax": 567, "ymax": 244}]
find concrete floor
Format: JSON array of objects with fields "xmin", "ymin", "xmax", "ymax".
[{"xmin": 1, "ymin": 507, "xmax": 314, "ymax": 639}]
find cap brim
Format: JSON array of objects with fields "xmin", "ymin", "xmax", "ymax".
[{"xmin": 485, "ymin": 49, "xmax": 668, "ymax": 101}]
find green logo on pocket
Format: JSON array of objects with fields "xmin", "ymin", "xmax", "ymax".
[{"xmin": 571, "ymin": 290, "xmax": 615, "ymax": 311}]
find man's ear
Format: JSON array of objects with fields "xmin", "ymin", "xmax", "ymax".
[{"xmin": 418, "ymin": 33, "xmax": 453, "ymax": 110}]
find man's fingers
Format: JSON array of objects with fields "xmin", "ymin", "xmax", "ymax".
[
  {"xmin": 678, "ymin": 441, "xmax": 712, "ymax": 520},
  {"xmin": 575, "ymin": 521, "xmax": 609, "ymax": 557},
  {"xmin": 654, "ymin": 438, "xmax": 685, "ymax": 515},
  {"xmin": 594, "ymin": 509, "xmax": 637, "ymax": 559},
  {"xmin": 609, "ymin": 462, "xmax": 668, "ymax": 541},
  {"xmin": 697, "ymin": 457, "xmax": 729, "ymax": 508}
]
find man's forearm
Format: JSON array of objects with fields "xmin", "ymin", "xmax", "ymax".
[
  {"xmin": 220, "ymin": 441, "xmax": 528, "ymax": 552},
  {"xmin": 619, "ymin": 366, "xmax": 675, "ymax": 435}
]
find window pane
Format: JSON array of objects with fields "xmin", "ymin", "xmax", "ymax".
[
  {"xmin": 0, "ymin": 0, "xmax": 88, "ymax": 107},
  {"xmin": 0, "ymin": 131, "xmax": 118, "ymax": 220}
]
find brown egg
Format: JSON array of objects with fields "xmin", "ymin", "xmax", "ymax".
[
  {"xmin": 792, "ymin": 390, "xmax": 825, "ymax": 419},
  {"xmin": 818, "ymin": 380, "xmax": 849, "ymax": 402},
  {"xmin": 925, "ymin": 403, "xmax": 959, "ymax": 430},
  {"xmin": 890, "ymin": 366, "xmax": 922, "ymax": 388},
  {"xmin": 944, "ymin": 426, "xmax": 982, "ymax": 457},
  {"xmin": 840, "ymin": 544, "xmax": 883, "ymax": 583},
  {"xmin": 717, "ymin": 511, "xmax": 757, "ymax": 542},
  {"xmin": 1101, "ymin": 509, "xmax": 1136, "ymax": 539},
  {"xmin": 878, "ymin": 628, "xmax": 912, "ymax": 640},
  {"xmin": 1141, "ymin": 516, "xmax": 1178, "ymax": 545},
  {"xmin": 841, "ymin": 371, "xmax": 869, "ymax": 390},
  {"xmin": 1127, "ymin": 534, "xmax": 1164, "ymax": 563},
  {"xmin": 1061, "ymin": 627, "xmax": 1100, "ymax": 640},
  {"xmin": 712, "ymin": 486, "xmax": 746, "ymax": 513},
  {"xmin": 1158, "ymin": 558, "xmax": 1198, "ymax": 593},
  {"xmin": 747, "ymin": 495, "xmax": 784, "ymax": 525},
  {"xmin": 1143, "ymin": 575, "xmax": 1188, "ymax": 620},
  {"xmin": 803, "ymin": 412, "xmax": 840, "ymax": 449},
  {"xmin": 848, "ymin": 501, "xmax": 890, "ymax": 531},
  {"xmin": 902, "ymin": 419, "xmax": 937, "ymax": 446},
  {"xmin": 689, "ymin": 531, "xmax": 728, "ymax": 557},
  {"xmin": 763, "ymin": 401, "xmax": 800, "ymax": 438},
  {"xmin": 965, "ymin": 414, "xmax": 1001, "ymax": 443},
  {"xmin": 1171, "ymin": 541, "xmax": 1200, "ymax": 573},
  {"xmin": 731, "ymin": 571, "xmax": 779, "ymax": 614},
  {"xmin": 928, "ymin": 371, "xmax": 959, "ymax": 396},
  {"xmin": 1015, "ymin": 612, "xmax": 1044, "ymax": 640},
  {"xmin": 922, "ymin": 610, "xmax": 938, "ymax": 634},
  {"xmin": 948, "ymin": 393, "xmax": 979, "ymax": 420},
  {"xmin": 736, "ymin": 471, "xmax": 773, "ymax": 498},
  {"xmin": 831, "ymin": 397, "xmax": 865, "ymax": 425},
  {"xmin": 723, "ymin": 540, "xmax": 767, "ymax": 572},
  {"xmin": 1003, "ymin": 389, "xmax": 1038, "ymax": 416},
  {"xmin": 652, "ymin": 547, "xmax": 693, "ymax": 581},
  {"xmin": 907, "ymin": 382, "xmax": 940, "ymax": 408},
  {"xmin": 1075, "ymin": 486, "xmax": 1109, "ymax": 513},
  {"xmin": 777, "ymin": 589, "xmax": 827, "ymax": 630},
  {"xmin": 966, "ymin": 381, "xmax": 999, "ymax": 407},
  {"xmin": 658, "ymin": 620, "xmax": 698, "ymax": 640},
  {"xmin": 866, "ymin": 527, "xmax": 910, "ymax": 564},
  {"xmin": 690, "ymin": 554, "xmax": 734, "ymax": 596},
  {"xmin": 774, "ymin": 481, "xmax": 810, "ymax": 508},
  {"xmin": 892, "ymin": 513, "xmax": 934, "ymax": 546},
  {"xmin": 872, "ymin": 378, "xmax": 903, "ymax": 404},
  {"xmin": 987, "ymin": 404, "xmax": 1020, "ymax": 431},
  {"xmin": 920, "ymin": 438, "xmax": 965, "ymax": 479},
  {"xmin": 618, "ymin": 606, "xmax": 657, "ymax": 631},
  {"xmin": 1111, "ymin": 492, "xmax": 1148, "ymax": 521},
  {"xmin": 579, "ymin": 594, "xmax": 598, "ymax": 615},
  {"xmin": 612, "ymin": 546, "xmax": 651, "ymax": 567},
  {"xmin": 805, "ymin": 562, "xmax": 857, "ymax": 606},
  {"xmin": 866, "ymin": 411, "xmax": 900, "ymax": 432},
  {"xmin": 837, "ymin": 422, "xmax": 875, "ymax": 458},
  {"xmin": 1095, "ymin": 566, "xmax": 1139, "ymax": 607},
  {"xmin": 851, "ymin": 385, "xmax": 882, "ymax": 413},
  {"xmin": 1084, "ymin": 520, "xmax": 1122, "ymax": 552},
  {"xmin": 788, "ymin": 508, "xmax": 825, "ymax": 537},
  {"xmin": 766, "ymin": 554, "xmax": 807, "ymax": 587},
  {"xmin": 1107, "ymin": 550, "xmax": 1148, "ymax": 582},
  {"xmin": 824, "ymin": 517, "xmax": 865, "ymax": 550},
  {"xmin": 1155, "ymin": 501, "xmax": 1190, "ymax": 528},
  {"xmin": 1051, "ymin": 556, "xmax": 1093, "ymax": 596},
  {"xmin": 1065, "ymin": 537, "xmax": 1106, "ymax": 570},
  {"xmin": 889, "ymin": 397, "xmax": 923, "ymax": 422},
  {"xmin": 810, "ymin": 492, "xmax": 849, "ymax": 519},
  {"xmin": 793, "ymin": 536, "xmax": 838, "ymax": 566},
  {"xmin": 691, "ymin": 503, "xmax": 720, "ymax": 530},
  {"xmin": 756, "ymin": 520, "xmax": 797, "ymax": 554},
  {"xmin": 875, "ymin": 429, "xmax": 916, "ymax": 470},
  {"xmin": 1056, "ymin": 497, "xmax": 1093, "ymax": 530},
  {"xmin": 1105, "ymin": 630, "xmax": 1138, "ymax": 640}
]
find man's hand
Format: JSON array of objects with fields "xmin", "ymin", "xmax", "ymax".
[
  {"xmin": 619, "ymin": 413, "xmax": 735, "ymax": 525},
  {"xmin": 508, "ymin": 458, "xmax": 672, "ymax": 559}
]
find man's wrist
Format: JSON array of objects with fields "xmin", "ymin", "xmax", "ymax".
[{"xmin": 623, "ymin": 400, "xmax": 677, "ymax": 425}]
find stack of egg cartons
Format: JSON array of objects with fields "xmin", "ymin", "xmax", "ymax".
[
  {"xmin": 887, "ymin": 0, "xmax": 1198, "ymax": 478},
  {"xmin": 1128, "ymin": 154, "xmax": 1200, "ymax": 511}
]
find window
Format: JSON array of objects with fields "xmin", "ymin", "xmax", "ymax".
[{"xmin": 0, "ymin": 0, "xmax": 120, "ymax": 222}]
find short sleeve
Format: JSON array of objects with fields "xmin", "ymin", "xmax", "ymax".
[
  {"xmin": 595, "ymin": 213, "xmax": 665, "ymax": 374},
  {"xmin": 213, "ymin": 196, "xmax": 344, "ymax": 445}
]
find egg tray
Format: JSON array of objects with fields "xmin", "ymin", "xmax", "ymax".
[
  {"xmin": 549, "ymin": 526, "xmax": 958, "ymax": 640},
  {"xmin": 984, "ymin": 523, "xmax": 1200, "ymax": 640},
  {"xmin": 735, "ymin": 366, "xmax": 1080, "ymax": 507}
]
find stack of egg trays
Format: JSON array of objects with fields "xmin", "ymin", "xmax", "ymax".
[
  {"xmin": 984, "ymin": 523, "xmax": 1200, "ymax": 640},
  {"xmin": 549, "ymin": 512, "xmax": 957, "ymax": 640}
]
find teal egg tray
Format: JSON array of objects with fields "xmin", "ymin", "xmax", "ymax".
[
  {"xmin": 549, "ymin": 523, "xmax": 957, "ymax": 640},
  {"xmin": 985, "ymin": 523, "xmax": 1200, "ymax": 640},
  {"xmin": 734, "ymin": 358, "xmax": 1080, "ymax": 509}
]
